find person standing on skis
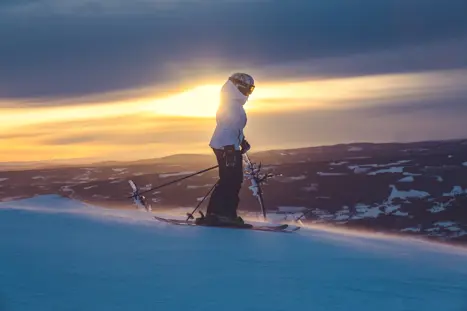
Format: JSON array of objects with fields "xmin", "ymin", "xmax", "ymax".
[{"xmin": 196, "ymin": 73, "xmax": 255, "ymax": 225}]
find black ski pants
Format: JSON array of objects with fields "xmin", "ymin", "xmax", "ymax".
[{"xmin": 206, "ymin": 148, "xmax": 244, "ymax": 218}]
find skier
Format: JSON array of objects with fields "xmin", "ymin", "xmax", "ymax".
[{"xmin": 196, "ymin": 73, "xmax": 255, "ymax": 226}]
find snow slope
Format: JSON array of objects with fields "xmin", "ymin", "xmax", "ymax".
[{"xmin": 1, "ymin": 195, "xmax": 467, "ymax": 311}]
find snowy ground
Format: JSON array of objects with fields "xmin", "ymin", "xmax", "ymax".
[{"xmin": 1, "ymin": 196, "xmax": 467, "ymax": 311}]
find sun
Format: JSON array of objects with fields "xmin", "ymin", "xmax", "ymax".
[{"xmin": 150, "ymin": 84, "xmax": 221, "ymax": 118}]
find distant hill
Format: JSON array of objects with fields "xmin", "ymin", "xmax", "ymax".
[{"xmin": 1, "ymin": 138, "xmax": 467, "ymax": 245}]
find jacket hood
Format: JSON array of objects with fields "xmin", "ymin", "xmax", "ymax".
[{"xmin": 221, "ymin": 80, "xmax": 248, "ymax": 106}]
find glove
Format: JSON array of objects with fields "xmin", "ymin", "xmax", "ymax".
[
  {"xmin": 223, "ymin": 145, "xmax": 237, "ymax": 167},
  {"xmin": 241, "ymin": 139, "xmax": 251, "ymax": 154}
]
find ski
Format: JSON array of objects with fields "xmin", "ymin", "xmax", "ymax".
[
  {"xmin": 153, "ymin": 215, "xmax": 299, "ymax": 233},
  {"xmin": 128, "ymin": 176, "xmax": 301, "ymax": 233}
]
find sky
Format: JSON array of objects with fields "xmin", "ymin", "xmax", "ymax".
[{"xmin": 1, "ymin": 0, "xmax": 467, "ymax": 163}]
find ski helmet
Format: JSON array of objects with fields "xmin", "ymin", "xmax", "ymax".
[{"xmin": 229, "ymin": 73, "xmax": 255, "ymax": 96}]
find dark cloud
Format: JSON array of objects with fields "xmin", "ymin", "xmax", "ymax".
[
  {"xmin": 1, "ymin": 0, "xmax": 466, "ymax": 99},
  {"xmin": 360, "ymin": 99, "xmax": 467, "ymax": 119},
  {"xmin": 254, "ymin": 38, "xmax": 467, "ymax": 83},
  {"xmin": 246, "ymin": 98, "xmax": 467, "ymax": 150}
]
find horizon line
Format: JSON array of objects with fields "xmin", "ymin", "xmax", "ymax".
[{"xmin": 1, "ymin": 137, "xmax": 466, "ymax": 170}]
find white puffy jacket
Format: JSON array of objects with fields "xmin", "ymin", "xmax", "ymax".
[{"xmin": 209, "ymin": 79, "xmax": 248, "ymax": 150}]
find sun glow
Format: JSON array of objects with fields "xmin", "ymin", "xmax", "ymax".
[{"xmin": 146, "ymin": 84, "xmax": 221, "ymax": 118}]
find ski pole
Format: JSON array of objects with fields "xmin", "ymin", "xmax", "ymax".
[
  {"xmin": 127, "ymin": 165, "xmax": 219, "ymax": 197},
  {"xmin": 185, "ymin": 181, "xmax": 218, "ymax": 221},
  {"xmin": 295, "ymin": 209, "xmax": 314, "ymax": 222}
]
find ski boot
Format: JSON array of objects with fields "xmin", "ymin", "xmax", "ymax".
[
  {"xmin": 194, "ymin": 212, "xmax": 220, "ymax": 225},
  {"xmin": 219, "ymin": 215, "xmax": 252, "ymax": 228},
  {"xmin": 194, "ymin": 211, "xmax": 207, "ymax": 225},
  {"xmin": 197, "ymin": 213, "xmax": 249, "ymax": 227}
]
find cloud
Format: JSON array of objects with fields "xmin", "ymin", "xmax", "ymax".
[
  {"xmin": 0, "ymin": 0, "xmax": 466, "ymax": 99},
  {"xmin": 2, "ymin": 88, "xmax": 466, "ymax": 162},
  {"xmin": 0, "ymin": 113, "xmax": 215, "ymax": 161},
  {"xmin": 246, "ymin": 68, "xmax": 467, "ymax": 114},
  {"xmin": 44, "ymin": 134, "xmax": 99, "ymax": 145},
  {"xmin": 0, "ymin": 0, "xmax": 266, "ymax": 16},
  {"xmin": 4, "ymin": 113, "xmax": 214, "ymax": 145},
  {"xmin": 246, "ymin": 101, "xmax": 467, "ymax": 151},
  {"xmin": 360, "ymin": 98, "xmax": 467, "ymax": 117},
  {"xmin": 1, "ymin": 0, "xmax": 467, "ymax": 162},
  {"xmin": 254, "ymin": 37, "xmax": 467, "ymax": 82},
  {"xmin": 40, "ymin": 128, "xmax": 211, "ymax": 146}
]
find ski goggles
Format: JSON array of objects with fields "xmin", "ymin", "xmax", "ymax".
[
  {"xmin": 230, "ymin": 78, "xmax": 255, "ymax": 96},
  {"xmin": 245, "ymin": 84, "xmax": 255, "ymax": 95}
]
